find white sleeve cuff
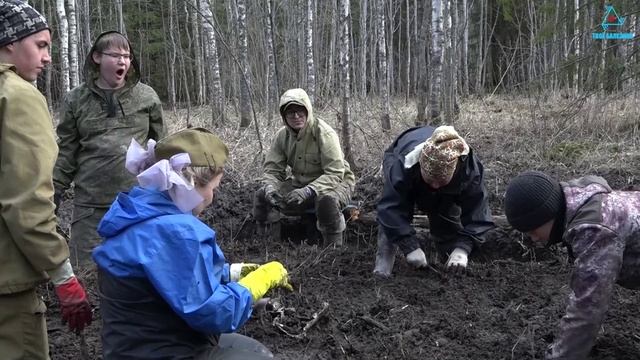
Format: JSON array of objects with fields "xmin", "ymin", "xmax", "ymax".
[{"xmin": 46, "ymin": 258, "xmax": 75, "ymax": 285}]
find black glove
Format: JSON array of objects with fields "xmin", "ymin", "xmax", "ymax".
[
  {"xmin": 263, "ymin": 185, "xmax": 283, "ymax": 207},
  {"xmin": 285, "ymin": 187, "xmax": 315, "ymax": 206}
]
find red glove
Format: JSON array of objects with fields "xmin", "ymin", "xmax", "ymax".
[{"xmin": 54, "ymin": 276, "xmax": 92, "ymax": 333}]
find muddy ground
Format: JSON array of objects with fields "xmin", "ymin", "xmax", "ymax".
[{"xmin": 46, "ymin": 174, "xmax": 640, "ymax": 360}]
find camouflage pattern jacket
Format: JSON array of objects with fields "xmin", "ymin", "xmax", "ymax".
[
  {"xmin": 0, "ymin": 64, "xmax": 69, "ymax": 294},
  {"xmin": 262, "ymin": 88, "xmax": 355, "ymax": 196},
  {"xmin": 53, "ymin": 40, "xmax": 165, "ymax": 207},
  {"xmin": 547, "ymin": 176, "xmax": 640, "ymax": 359}
]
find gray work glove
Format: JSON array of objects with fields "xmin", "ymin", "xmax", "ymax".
[
  {"xmin": 285, "ymin": 186, "xmax": 315, "ymax": 206},
  {"xmin": 445, "ymin": 247, "xmax": 468, "ymax": 275},
  {"xmin": 263, "ymin": 184, "xmax": 283, "ymax": 207},
  {"xmin": 406, "ymin": 248, "xmax": 427, "ymax": 268}
]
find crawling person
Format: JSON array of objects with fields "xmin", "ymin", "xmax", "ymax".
[
  {"xmin": 374, "ymin": 125, "xmax": 494, "ymax": 277},
  {"xmin": 505, "ymin": 171, "xmax": 640, "ymax": 360}
]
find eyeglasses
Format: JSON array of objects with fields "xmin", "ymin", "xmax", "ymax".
[
  {"xmin": 285, "ymin": 109, "xmax": 306, "ymax": 119},
  {"xmin": 100, "ymin": 52, "xmax": 132, "ymax": 61}
]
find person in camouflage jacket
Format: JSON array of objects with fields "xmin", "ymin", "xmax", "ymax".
[
  {"xmin": 53, "ymin": 31, "xmax": 165, "ymax": 266},
  {"xmin": 505, "ymin": 171, "xmax": 640, "ymax": 360},
  {"xmin": 254, "ymin": 88, "xmax": 356, "ymax": 246}
]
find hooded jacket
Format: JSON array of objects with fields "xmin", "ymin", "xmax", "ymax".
[
  {"xmin": 54, "ymin": 31, "xmax": 165, "ymax": 207},
  {"xmin": 93, "ymin": 186, "xmax": 253, "ymax": 359},
  {"xmin": 377, "ymin": 126, "xmax": 494, "ymax": 255},
  {"xmin": 262, "ymin": 88, "xmax": 355, "ymax": 196},
  {"xmin": 0, "ymin": 64, "xmax": 69, "ymax": 294},
  {"xmin": 546, "ymin": 176, "xmax": 640, "ymax": 360}
]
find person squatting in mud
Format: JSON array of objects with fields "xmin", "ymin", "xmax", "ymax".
[
  {"xmin": 0, "ymin": 1, "xmax": 92, "ymax": 358},
  {"xmin": 505, "ymin": 171, "xmax": 640, "ymax": 360},
  {"xmin": 93, "ymin": 128, "xmax": 293, "ymax": 359},
  {"xmin": 373, "ymin": 125, "xmax": 495, "ymax": 277},
  {"xmin": 254, "ymin": 88, "xmax": 356, "ymax": 246},
  {"xmin": 53, "ymin": 30, "xmax": 165, "ymax": 267}
]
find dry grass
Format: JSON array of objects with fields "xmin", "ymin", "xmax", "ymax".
[{"xmin": 122, "ymin": 93, "xmax": 640, "ymax": 212}]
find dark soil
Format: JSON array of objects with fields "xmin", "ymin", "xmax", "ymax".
[{"xmin": 47, "ymin": 174, "xmax": 640, "ymax": 360}]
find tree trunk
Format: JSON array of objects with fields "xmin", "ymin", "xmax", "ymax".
[
  {"xmin": 305, "ymin": 0, "xmax": 316, "ymax": 104},
  {"xmin": 574, "ymin": 0, "xmax": 580, "ymax": 94},
  {"xmin": 338, "ymin": 0, "xmax": 356, "ymax": 169},
  {"xmin": 358, "ymin": 0, "xmax": 368, "ymax": 97},
  {"xmin": 115, "ymin": 0, "xmax": 126, "ymax": 36},
  {"xmin": 200, "ymin": 0, "xmax": 224, "ymax": 125},
  {"xmin": 377, "ymin": 0, "xmax": 391, "ymax": 130},
  {"xmin": 429, "ymin": 0, "xmax": 443, "ymax": 122},
  {"xmin": 405, "ymin": 0, "xmax": 411, "ymax": 102},
  {"xmin": 237, "ymin": 0, "xmax": 253, "ymax": 128},
  {"xmin": 265, "ymin": 0, "xmax": 279, "ymax": 118},
  {"xmin": 56, "ymin": 0, "xmax": 70, "ymax": 94},
  {"xmin": 166, "ymin": 0, "xmax": 176, "ymax": 110},
  {"xmin": 66, "ymin": 0, "xmax": 79, "ymax": 88},
  {"xmin": 416, "ymin": 0, "xmax": 430, "ymax": 125},
  {"xmin": 461, "ymin": 0, "xmax": 469, "ymax": 96},
  {"xmin": 190, "ymin": 0, "xmax": 205, "ymax": 105}
]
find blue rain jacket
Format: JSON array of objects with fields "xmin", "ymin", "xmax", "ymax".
[{"xmin": 93, "ymin": 186, "xmax": 253, "ymax": 335}]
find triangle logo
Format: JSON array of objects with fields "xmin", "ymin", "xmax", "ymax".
[{"xmin": 601, "ymin": 5, "xmax": 626, "ymax": 31}]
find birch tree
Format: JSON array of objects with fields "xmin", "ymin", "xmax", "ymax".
[
  {"xmin": 377, "ymin": 0, "xmax": 391, "ymax": 130},
  {"xmin": 200, "ymin": 0, "xmax": 224, "ymax": 125},
  {"xmin": 461, "ymin": 0, "xmax": 469, "ymax": 96},
  {"xmin": 264, "ymin": 0, "xmax": 279, "ymax": 117},
  {"xmin": 56, "ymin": 0, "xmax": 70, "ymax": 94},
  {"xmin": 429, "ymin": 0, "xmax": 444, "ymax": 121},
  {"xmin": 165, "ymin": 0, "xmax": 176, "ymax": 109},
  {"xmin": 189, "ymin": 0, "xmax": 204, "ymax": 105},
  {"xmin": 358, "ymin": 0, "xmax": 368, "ymax": 97},
  {"xmin": 305, "ymin": 0, "xmax": 316, "ymax": 104},
  {"xmin": 66, "ymin": 0, "xmax": 79, "ymax": 88},
  {"xmin": 237, "ymin": 0, "xmax": 253, "ymax": 128},
  {"xmin": 338, "ymin": 0, "xmax": 355, "ymax": 168},
  {"xmin": 115, "ymin": 0, "xmax": 126, "ymax": 36}
]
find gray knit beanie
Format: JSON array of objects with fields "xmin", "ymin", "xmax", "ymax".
[
  {"xmin": 0, "ymin": 0, "xmax": 49, "ymax": 48},
  {"xmin": 504, "ymin": 171, "xmax": 563, "ymax": 232}
]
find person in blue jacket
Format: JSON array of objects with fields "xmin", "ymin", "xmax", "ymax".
[
  {"xmin": 373, "ymin": 125, "xmax": 494, "ymax": 277},
  {"xmin": 93, "ymin": 128, "xmax": 292, "ymax": 359}
]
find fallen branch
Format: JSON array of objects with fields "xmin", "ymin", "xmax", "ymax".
[
  {"xmin": 274, "ymin": 301, "xmax": 330, "ymax": 339},
  {"xmin": 359, "ymin": 315, "xmax": 390, "ymax": 333}
]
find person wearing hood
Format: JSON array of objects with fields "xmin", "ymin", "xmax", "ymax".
[
  {"xmin": 0, "ymin": 1, "xmax": 92, "ymax": 358},
  {"xmin": 94, "ymin": 128, "xmax": 292, "ymax": 359},
  {"xmin": 373, "ymin": 125, "xmax": 494, "ymax": 277},
  {"xmin": 53, "ymin": 31, "xmax": 165, "ymax": 266},
  {"xmin": 254, "ymin": 88, "xmax": 356, "ymax": 246},
  {"xmin": 505, "ymin": 171, "xmax": 640, "ymax": 360}
]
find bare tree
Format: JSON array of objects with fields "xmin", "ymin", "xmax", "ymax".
[
  {"xmin": 165, "ymin": 0, "xmax": 176, "ymax": 110},
  {"xmin": 115, "ymin": 0, "xmax": 126, "ymax": 36},
  {"xmin": 461, "ymin": 0, "xmax": 469, "ymax": 96},
  {"xmin": 429, "ymin": 0, "xmax": 444, "ymax": 121},
  {"xmin": 237, "ymin": 0, "xmax": 253, "ymax": 128},
  {"xmin": 358, "ymin": 0, "xmax": 368, "ymax": 97},
  {"xmin": 264, "ymin": 0, "xmax": 279, "ymax": 118},
  {"xmin": 56, "ymin": 0, "xmax": 70, "ymax": 94},
  {"xmin": 405, "ymin": 0, "xmax": 411, "ymax": 102},
  {"xmin": 338, "ymin": 0, "xmax": 355, "ymax": 168},
  {"xmin": 305, "ymin": 0, "xmax": 316, "ymax": 104},
  {"xmin": 66, "ymin": 0, "xmax": 79, "ymax": 88},
  {"xmin": 189, "ymin": 0, "xmax": 205, "ymax": 105},
  {"xmin": 200, "ymin": 0, "xmax": 224, "ymax": 125},
  {"xmin": 377, "ymin": 0, "xmax": 391, "ymax": 130}
]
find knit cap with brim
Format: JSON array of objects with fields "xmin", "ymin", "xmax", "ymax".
[
  {"xmin": 504, "ymin": 171, "xmax": 563, "ymax": 232},
  {"xmin": 419, "ymin": 126, "xmax": 470, "ymax": 187},
  {"xmin": 154, "ymin": 128, "xmax": 228, "ymax": 170},
  {"xmin": 0, "ymin": 0, "xmax": 49, "ymax": 48}
]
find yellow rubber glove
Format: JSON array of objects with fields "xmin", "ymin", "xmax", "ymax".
[
  {"xmin": 238, "ymin": 261, "xmax": 293, "ymax": 302},
  {"xmin": 229, "ymin": 263, "xmax": 260, "ymax": 282}
]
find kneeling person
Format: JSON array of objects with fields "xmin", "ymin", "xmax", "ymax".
[
  {"xmin": 374, "ymin": 126, "xmax": 494, "ymax": 277},
  {"xmin": 254, "ymin": 88, "xmax": 356, "ymax": 245}
]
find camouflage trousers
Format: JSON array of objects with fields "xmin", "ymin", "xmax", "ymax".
[
  {"xmin": 253, "ymin": 180, "xmax": 352, "ymax": 243},
  {"xmin": 0, "ymin": 288, "xmax": 49, "ymax": 360},
  {"xmin": 70, "ymin": 205, "xmax": 108, "ymax": 268}
]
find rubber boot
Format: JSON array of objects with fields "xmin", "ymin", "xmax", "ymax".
[
  {"xmin": 321, "ymin": 231, "xmax": 344, "ymax": 247},
  {"xmin": 373, "ymin": 230, "xmax": 396, "ymax": 278},
  {"xmin": 316, "ymin": 195, "xmax": 346, "ymax": 247}
]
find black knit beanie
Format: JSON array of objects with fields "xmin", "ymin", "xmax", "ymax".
[
  {"xmin": 0, "ymin": 0, "xmax": 49, "ymax": 48},
  {"xmin": 504, "ymin": 171, "xmax": 564, "ymax": 232}
]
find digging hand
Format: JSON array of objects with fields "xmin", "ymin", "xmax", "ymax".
[
  {"xmin": 238, "ymin": 261, "xmax": 293, "ymax": 302},
  {"xmin": 263, "ymin": 185, "xmax": 283, "ymax": 207},
  {"xmin": 55, "ymin": 276, "xmax": 92, "ymax": 333},
  {"xmin": 445, "ymin": 248, "xmax": 468, "ymax": 275},
  {"xmin": 230, "ymin": 262, "xmax": 260, "ymax": 281},
  {"xmin": 285, "ymin": 186, "xmax": 315, "ymax": 206}
]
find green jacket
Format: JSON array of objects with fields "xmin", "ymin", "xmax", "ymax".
[
  {"xmin": 262, "ymin": 88, "xmax": 355, "ymax": 195},
  {"xmin": 0, "ymin": 64, "xmax": 69, "ymax": 294},
  {"xmin": 53, "ymin": 38, "xmax": 165, "ymax": 206}
]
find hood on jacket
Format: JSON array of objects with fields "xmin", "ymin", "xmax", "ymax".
[
  {"xmin": 278, "ymin": 88, "xmax": 316, "ymax": 133},
  {"xmin": 84, "ymin": 30, "xmax": 140, "ymax": 93},
  {"xmin": 97, "ymin": 187, "xmax": 182, "ymax": 239},
  {"xmin": 562, "ymin": 175, "xmax": 612, "ymax": 225},
  {"xmin": 0, "ymin": 63, "xmax": 15, "ymax": 75}
]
